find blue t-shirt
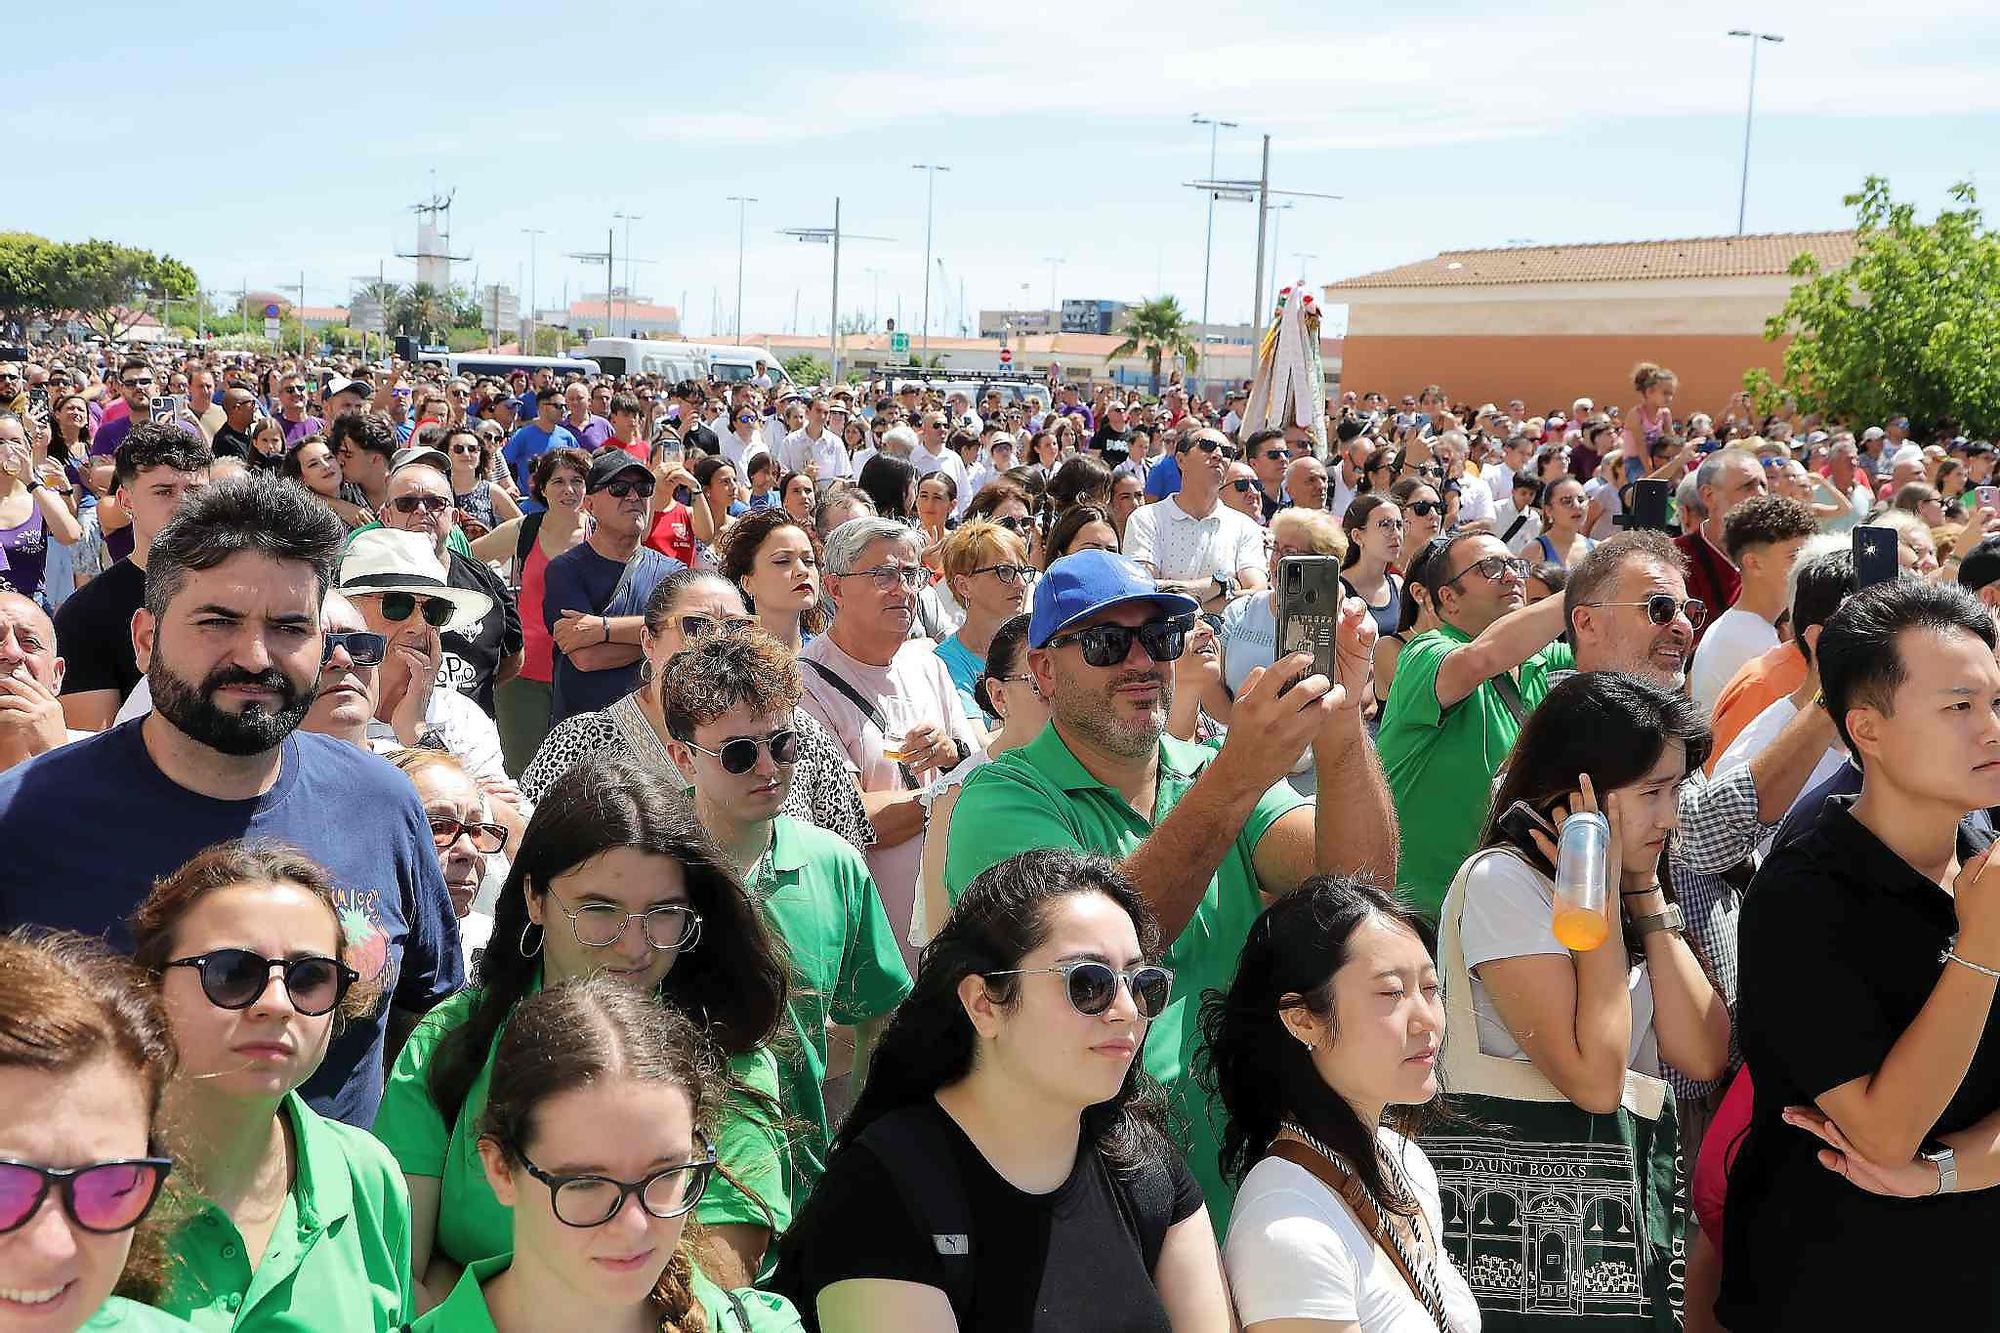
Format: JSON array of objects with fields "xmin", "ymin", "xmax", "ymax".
[
  {"xmin": 1145, "ymin": 452, "xmax": 1182, "ymax": 500},
  {"xmin": 501, "ymin": 422, "xmax": 580, "ymax": 490},
  {"xmin": 935, "ymin": 634, "xmax": 989, "ymax": 724},
  {"xmin": 0, "ymin": 722, "xmax": 463, "ymax": 1128},
  {"xmin": 542, "ymin": 543, "xmax": 684, "ymax": 724}
]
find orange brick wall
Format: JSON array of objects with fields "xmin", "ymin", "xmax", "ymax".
[{"xmin": 1336, "ymin": 334, "xmax": 1792, "ymax": 418}]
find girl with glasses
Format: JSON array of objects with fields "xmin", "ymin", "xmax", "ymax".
[
  {"xmin": 934, "ymin": 521, "xmax": 1034, "ymax": 734},
  {"xmin": 1202, "ymin": 875, "xmax": 1479, "ymax": 1333},
  {"xmin": 690, "ymin": 456, "xmax": 746, "ymax": 573},
  {"xmin": 389, "ymin": 749, "xmax": 500, "ymax": 972},
  {"xmin": 773, "ymin": 850, "xmax": 1232, "ymax": 1333},
  {"xmin": 374, "ymin": 758, "xmax": 795, "ymax": 1309},
  {"xmin": 1532, "ymin": 476, "xmax": 1597, "ymax": 570},
  {"xmin": 128, "ymin": 842, "xmax": 412, "ymax": 1330},
  {"xmin": 0, "ymin": 933, "xmax": 186, "ymax": 1331},
  {"xmin": 1340, "ymin": 494, "xmax": 1407, "ymax": 643},
  {"xmin": 441, "ymin": 428, "xmax": 521, "ymax": 538},
  {"xmin": 409, "ymin": 975, "xmax": 801, "ymax": 1331}
]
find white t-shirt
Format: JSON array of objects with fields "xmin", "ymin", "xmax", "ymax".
[
  {"xmin": 1492, "ymin": 498, "xmax": 1544, "ymax": 555},
  {"xmin": 1712, "ymin": 695, "xmax": 1847, "ymax": 854},
  {"xmin": 1689, "ymin": 605, "xmax": 1780, "ymax": 716},
  {"xmin": 1121, "ymin": 494, "xmax": 1265, "ymax": 584},
  {"xmin": 1459, "ymin": 850, "xmax": 1660, "ymax": 1076},
  {"xmin": 1583, "ymin": 475, "xmax": 1625, "ymax": 540},
  {"xmin": 1225, "ymin": 1131, "xmax": 1482, "ymax": 1333},
  {"xmin": 1453, "ymin": 472, "xmax": 1495, "ymax": 526}
]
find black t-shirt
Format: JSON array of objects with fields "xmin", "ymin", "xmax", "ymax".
[
  {"xmin": 776, "ymin": 1101, "xmax": 1201, "ymax": 1333},
  {"xmin": 440, "ymin": 551, "xmax": 520, "ymax": 716},
  {"xmin": 1721, "ymin": 795, "xmax": 2000, "ymax": 1329},
  {"xmin": 210, "ymin": 423, "xmax": 255, "ymax": 460},
  {"xmin": 682, "ymin": 421, "xmax": 721, "ymax": 458},
  {"xmin": 53, "ymin": 557, "xmax": 146, "ymax": 703}
]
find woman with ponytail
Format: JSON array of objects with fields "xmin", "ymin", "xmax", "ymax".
[
  {"xmin": 772, "ymin": 849, "xmax": 1231, "ymax": 1333},
  {"xmin": 1201, "ymin": 875, "xmax": 1479, "ymax": 1332},
  {"xmin": 411, "ymin": 975, "xmax": 802, "ymax": 1331}
]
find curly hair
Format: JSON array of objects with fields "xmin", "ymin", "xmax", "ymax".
[{"xmin": 660, "ymin": 631, "xmax": 803, "ymax": 742}]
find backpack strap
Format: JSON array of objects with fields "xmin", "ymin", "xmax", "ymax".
[
  {"xmin": 855, "ymin": 1106, "xmax": 975, "ymax": 1320},
  {"xmin": 513, "ymin": 508, "xmax": 545, "ymax": 567}
]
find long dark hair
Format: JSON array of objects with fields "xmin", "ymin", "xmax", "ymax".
[
  {"xmin": 857, "ymin": 453, "xmax": 918, "ymax": 523},
  {"xmin": 429, "ymin": 756, "xmax": 788, "ymax": 1125},
  {"xmin": 482, "ymin": 976, "xmax": 717, "ymax": 1332},
  {"xmin": 1198, "ymin": 875, "xmax": 1436, "ymax": 1214},
  {"xmin": 838, "ymin": 849, "xmax": 1169, "ymax": 1172}
]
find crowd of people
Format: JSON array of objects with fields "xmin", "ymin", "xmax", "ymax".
[{"xmin": 2, "ymin": 339, "xmax": 1999, "ymax": 1331}]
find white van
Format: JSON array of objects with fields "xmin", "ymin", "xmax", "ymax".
[
  {"xmin": 683, "ymin": 343, "xmax": 793, "ymax": 388},
  {"xmin": 446, "ymin": 352, "xmax": 601, "ymax": 380},
  {"xmin": 578, "ymin": 337, "xmax": 709, "ymax": 382}
]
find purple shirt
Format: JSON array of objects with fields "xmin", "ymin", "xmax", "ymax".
[
  {"xmin": 564, "ymin": 413, "xmax": 613, "ymax": 451},
  {"xmin": 282, "ymin": 415, "xmax": 324, "ymax": 446},
  {"xmin": 88, "ymin": 411, "xmax": 203, "ymax": 458}
]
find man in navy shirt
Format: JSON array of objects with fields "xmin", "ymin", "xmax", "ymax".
[
  {"xmin": 501, "ymin": 393, "xmax": 579, "ymax": 491},
  {"xmin": 0, "ymin": 471, "xmax": 461, "ymax": 1127}
]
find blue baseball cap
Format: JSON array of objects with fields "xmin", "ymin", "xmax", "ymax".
[{"xmin": 1028, "ymin": 550, "xmax": 1201, "ymax": 649}]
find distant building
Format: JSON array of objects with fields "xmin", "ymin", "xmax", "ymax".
[
  {"xmin": 556, "ymin": 297, "xmax": 680, "ymax": 338},
  {"xmin": 1324, "ymin": 231, "xmax": 1858, "ymax": 413}
]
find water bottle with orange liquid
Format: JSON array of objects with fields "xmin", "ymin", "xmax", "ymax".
[{"xmin": 1551, "ymin": 810, "xmax": 1611, "ymax": 951}]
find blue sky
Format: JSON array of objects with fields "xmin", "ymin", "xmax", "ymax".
[{"xmin": 18, "ymin": 0, "xmax": 1998, "ymax": 339}]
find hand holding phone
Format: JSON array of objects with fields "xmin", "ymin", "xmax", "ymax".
[{"xmin": 1853, "ymin": 525, "xmax": 1900, "ymax": 590}]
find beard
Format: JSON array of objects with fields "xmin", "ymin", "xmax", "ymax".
[
  {"xmin": 149, "ymin": 656, "xmax": 317, "ymax": 757},
  {"xmin": 1051, "ymin": 667, "xmax": 1171, "ymax": 761}
]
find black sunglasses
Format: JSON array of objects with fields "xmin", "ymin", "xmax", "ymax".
[
  {"xmin": 1404, "ymin": 499, "xmax": 1442, "ymax": 517},
  {"xmin": 1441, "ymin": 554, "xmax": 1530, "ymax": 589},
  {"xmin": 377, "ymin": 591, "xmax": 456, "ymax": 628},
  {"xmin": 1045, "ymin": 616, "xmax": 1192, "ymax": 668},
  {"xmin": 429, "ymin": 816, "xmax": 510, "ymax": 854},
  {"xmin": 605, "ymin": 477, "xmax": 656, "ymax": 499},
  {"xmin": 1229, "ymin": 478, "xmax": 1262, "ymax": 494},
  {"xmin": 984, "ymin": 960, "xmax": 1175, "ymax": 1018},
  {"xmin": 972, "ymin": 563, "xmax": 1038, "ymax": 586},
  {"xmin": 390, "ymin": 494, "xmax": 452, "ymax": 516},
  {"xmin": 683, "ymin": 728, "xmax": 800, "ymax": 774},
  {"xmin": 164, "ymin": 948, "xmax": 358, "ymax": 1016},
  {"xmin": 322, "ymin": 631, "xmax": 387, "ymax": 666},
  {"xmin": 0, "ymin": 1158, "xmax": 173, "ymax": 1236}
]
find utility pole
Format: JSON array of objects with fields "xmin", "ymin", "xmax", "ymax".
[
  {"xmin": 1183, "ymin": 136, "xmax": 1336, "ymax": 330},
  {"xmin": 1728, "ymin": 30, "xmax": 1786, "ymax": 235},
  {"xmin": 295, "ymin": 271, "xmax": 307, "ymax": 360},
  {"xmin": 612, "ymin": 211, "xmax": 643, "ymax": 332},
  {"xmin": 912, "ymin": 164, "xmax": 950, "ymax": 360},
  {"xmin": 521, "ymin": 228, "xmax": 545, "ymax": 354},
  {"xmin": 726, "ymin": 196, "xmax": 757, "ymax": 342},
  {"xmin": 1190, "ymin": 114, "xmax": 1237, "ymax": 394},
  {"xmin": 1251, "ymin": 134, "xmax": 1271, "ymax": 326},
  {"xmin": 1043, "ymin": 257, "xmax": 1064, "ymax": 319}
]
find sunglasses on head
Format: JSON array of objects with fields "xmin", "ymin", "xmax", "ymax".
[
  {"xmin": 0, "ymin": 1158, "xmax": 173, "ymax": 1237},
  {"xmin": 1045, "ymin": 616, "xmax": 1192, "ymax": 668},
  {"xmin": 377, "ymin": 591, "xmax": 456, "ymax": 628},
  {"xmin": 678, "ymin": 613, "xmax": 759, "ymax": 641},
  {"xmin": 684, "ymin": 728, "xmax": 799, "ymax": 774},
  {"xmin": 390, "ymin": 494, "xmax": 452, "ymax": 516},
  {"xmin": 1587, "ymin": 594, "xmax": 1709, "ymax": 628},
  {"xmin": 985, "ymin": 959, "xmax": 1175, "ymax": 1018},
  {"xmin": 322, "ymin": 631, "xmax": 386, "ymax": 666},
  {"xmin": 165, "ymin": 948, "xmax": 358, "ymax": 1016}
]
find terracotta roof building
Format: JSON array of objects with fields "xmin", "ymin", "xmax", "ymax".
[{"xmin": 1324, "ymin": 230, "xmax": 1855, "ymax": 415}]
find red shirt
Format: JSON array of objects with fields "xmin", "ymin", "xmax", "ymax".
[
  {"xmin": 1674, "ymin": 525, "xmax": 1741, "ymax": 648},
  {"xmin": 645, "ymin": 501, "xmax": 696, "ymax": 567},
  {"xmin": 609, "ymin": 436, "xmax": 648, "ymax": 463}
]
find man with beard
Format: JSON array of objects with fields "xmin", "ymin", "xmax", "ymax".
[
  {"xmin": 942, "ymin": 548, "xmax": 1397, "ymax": 1226},
  {"xmin": 0, "ymin": 472, "xmax": 462, "ymax": 1128}
]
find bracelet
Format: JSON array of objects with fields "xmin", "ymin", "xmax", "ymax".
[
  {"xmin": 601, "ymin": 616, "xmax": 612, "ymax": 644},
  {"xmin": 1941, "ymin": 948, "xmax": 2000, "ymax": 981}
]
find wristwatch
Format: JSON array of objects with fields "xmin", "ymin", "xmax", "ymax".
[
  {"xmin": 1627, "ymin": 903, "xmax": 1685, "ymax": 941},
  {"xmin": 1921, "ymin": 1140, "xmax": 1958, "ymax": 1195}
]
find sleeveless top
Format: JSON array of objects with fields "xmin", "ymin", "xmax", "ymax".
[
  {"xmin": 518, "ymin": 535, "xmax": 555, "ymax": 683},
  {"xmin": 455, "ymin": 479, "xmax": 497, "ymax": 530},
  {"xmin": 0, "ymin": 499, "xmax": 48, "ymax": 600},
  {"xmin": 1340, "ymin": 571, "xmax": 1402, "ymax": 642}
]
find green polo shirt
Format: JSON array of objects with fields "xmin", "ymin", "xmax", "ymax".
[
  {"xmin": 1375, "ymin": 623, "xmax": 1571, "ymax": 921},
  {"xmin": 411, "ymin": 1254, "xmax": 804, "ymax": 1332},
  {"xmin": 160, "ymin": 1092, "xmax": 412, "ymax": 1331},
  {"xmin": 82, "ymin": 1297, "xmax": 196, "ymax": 1329},
  {"xmin": 745, "ymin": 815, "xmax": 913, "ymax": 1198},
  {"xmin": 371, "ymin": 971, "xmax": 789, "ymax": 1271},
  {"xmin": 942, "ymin": 723, "xmax": 1308, "ymax": 1229}
]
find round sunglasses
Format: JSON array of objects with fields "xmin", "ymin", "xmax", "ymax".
[
  {"xmin": 682, "ymin": 728, "xmax": 799, "ymax": 775},
  {"xmin": 0, "ymin": 1158, "xmax": 173, "ymax": 1236},
  {"xmin": 1585, "ymin": 594, "xmax": 1708, "ymax": 628},
  {"xmin": 164, "ymin": 948, "xmax": 358, "ymax": 1017},
  {"xmin": 1044, "ymin": 617, "xmax": 1192, "ymax": 668},
  {"xmin": 517, "ymin": 1134, "xmax": 716, "ymax": 1228},
  {"xmin": 984, "ymin": 960, "xmax": 1175, "ymax": 1018}
]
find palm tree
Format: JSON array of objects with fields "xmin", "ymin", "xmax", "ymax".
[
  {"xmin": 1109, "ymin": 295, "xmax": 1200, "ymax": 397},
  {"xmin": 396, "ymin": 283, "xmax": 451, "ymax": 339}
]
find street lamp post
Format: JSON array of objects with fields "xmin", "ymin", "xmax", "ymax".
[
  {"xmin": 725, "ymin": 197, "xmax": 757, "ymax": 343},
  {"xmin": 520, "ymin": 228, "xmax": 544, "ymax": 353},
  {"xmin": 1043, "ymin": 257, "xmax": 1064, "ymax": 322},
  {"xmin": 781, "ymin": 200, "xmax": 893, "ymax": 383},
  {"xmin": 1191, "ymin": 114, "xmax": 1238, "ymax": 395},
  {"xmin": 912, "ymin": 164, "xmax": 950, "ymax": 361},
  {"xmin": 1728, "ymin": 30, "xmax": 1785, "ymax": 235},
  {"xmin": 612, "ymin": 211, "xmax": 643, "ymax": 333}
]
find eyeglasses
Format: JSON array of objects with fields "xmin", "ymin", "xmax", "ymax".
[
  {"xmin": 1373, "ymin": 518, "xmax": 1406, "ymax": 533},
  {"xmin": 972, "ymin": 563, "xmax": 1038, "ymax": 586},
  {"xmin": 1228, "ymin": 478, "xmax": 1262, "ymax": 494},
  {"xmin": 676, "ymin": 613, "xmax": 759, "ymax": 641},
  {"xmin": 1404, "ymin": 500, "xmax": 1442, "ymax": 517},
  {"xmin": 429, "ymin": 816, "xmax": 509, "ymax": 853},
  {"xmin": 983, "ymin": 960, "xmax": 1175, "ymax": 1019},
  {"xmin": 990, "ymin": 515, "xmax": 1033, "ymax": 534},
  {"xmin": 683, "ymin": 728, "xmax": 799, "ymax": 774},
  {"xmin": 517, "ymin": 1135, "xmax": 716, "ymax": 1227},
  {"xmin": 1441, "ymin": 555, "xmax": 1530, "ymax": 589},
  {"xmin": 322, "ymin": 631, "xmax": 386, "ymax": 666},
  {"xmin": 390, "ymin": 494, "xmax": 452, "ymax": 516},
  {"xmin": 0, "ymin": 1158, "xmax": 173, "ymax": 1236},
  {"xmin": 373, "ymin": 591, "xmax": 457, "ymax": 628},
  {"xmin": 282, "ymin": 385, "xmax": 307, "ymax": 395},
  {"xmin": 1045, "ymin": 616, "xmax": 1192, "ymax": 668},
  {"xmin": 1587, "ymin": 594, "xmax": 1709, "ymax": 629},
  {"xmin": 543, "ymin": 890, "xmax": 703, "ymax": 951},
  {"xmin": 847, "ymin": 564, "xmax": 927, "ymax": 591},
  {"xmin": 164, "ymin": 949, "xmax": 358, "ymax": 1017},
  {"xmin": 121, "ymin": 377, "xmax": 154, "ymax": 389}
]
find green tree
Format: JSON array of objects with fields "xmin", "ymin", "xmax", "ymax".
[
  {"xmin": 40, "ymin": 239, "xmax": 198, "ymax": 341},
  {"xmin": 1751, "ymin": 177, "xmax": 2000, "ymax": 437},
  {"xmin": 0, "ymin": 232, "xmax": 60, "ymax": 331},
  {"xmin": 393, "ymin": 283, "xmax": 454, "ymax": 339},
  {"xmin": 1109, "ymin": 295, "xmax": 1200, "ymax": 397},
  {"xmin": 782, "ymin": 353, "xmax": 829, "ymax": 385}
]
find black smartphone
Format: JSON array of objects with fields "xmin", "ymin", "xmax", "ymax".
[
  {"xmin": 1617, "ymin": 478, "xmax": 1671, "ymax": 531},
  {"xmin": 25, "ymin": 385, "xmax": 49, "ymax": 422},
  {"xmin": 1274, "ymin": 555, "xmax": 1345, "ymax": 687},
  {"xmin": 1496, "ymin": 799, "xmax": 1557, "ymax": 855},
  {"xmin": 1854, "ymin": 525, "xmax": 1899, "ymax": 589}
]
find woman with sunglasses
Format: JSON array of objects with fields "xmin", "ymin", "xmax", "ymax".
[
  {"xmin": 933, "ymin": 522, "xmax": 1034, "ymax": 731},
  {"xmin": 719, "ymin": 508, "xmax": 828, "ymax": 653},
  {"xmin": 1201, "ymin": 875, "xmax": 1479, "ymax": 1333},
  {"xmin": 726, "ymin": 410, "xmax": 766, "ymax": 471},
  {"xmin": 0, "ymin": 933, "xmax": 188, "ymax": 1331},
  {"xmin": 1531, "ymin": 475, "xmax": 1597, "ymax": 569},
  {"xmin": 128, "ymin": 842, "xmax": 413, "ymax": 1329},
  {"xmin": 391, "ymin": 748, "xmax": 502, "ymax": 972},
  {"xmin": 376, "ymin": 758, "xmax": 793, "ymax": 1310},
  {"xmin": 964, "ymin": 477, "xmax": 1038, "ymax": 557},
  {"xmin": 520, "ymin": 570, "xmax": 872, "ymax": 850},
  {"xmin": 1386, "ymin": 478, "xmax": 1444, "ymax": 556},
  {"xmin": 1359, "ymin": 445, "xmax": 1398, "ymax": 496},
  {"xmin": 441, "ymin": 427, "xmax": 520, "ymax": 538},
  {"xmin": 773, "ymin": 849, "xmax": 1232, "ymax": 1333},
  {"xmin": 408, "ymin": 979, "xmax": 801, "ymax": 1331},
  {"xmin": 1340, "ymin": 495, "xmax": 1406, "ymax": 642}
]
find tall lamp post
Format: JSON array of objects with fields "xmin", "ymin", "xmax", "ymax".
[
  {"xmin": 520, "ymin": 228, "xmax": 544, "ymax": 352},
  {"xmin": 1728, "ymin": 30, "xmax": 1785, "ymax": 235},
  {"xmin": 612, "ymin": 211, "xmax": 643, "ymax": 333},
  {"xmin": 1043, "ymin": 257, "xmax": 1064, "ymax": 320},
  {"xmin": 726, "ymin": 196, "xmax": 757, "ymax": 342},
  {"xmin": 912, "ymin": 164, "xmax": 951, "ymax": 361},
  {"xmin": 1190, "ymin": 114, "xmax": 1238, "ymax": 395},
  {"xmin": 780, "ymin": 199, "xmax": 893, "ymax": 382}
]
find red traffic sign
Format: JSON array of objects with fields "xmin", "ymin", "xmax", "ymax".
[{"xmin": 999, "ymin": 347, "xmax": 1013, "ymax": 365}]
